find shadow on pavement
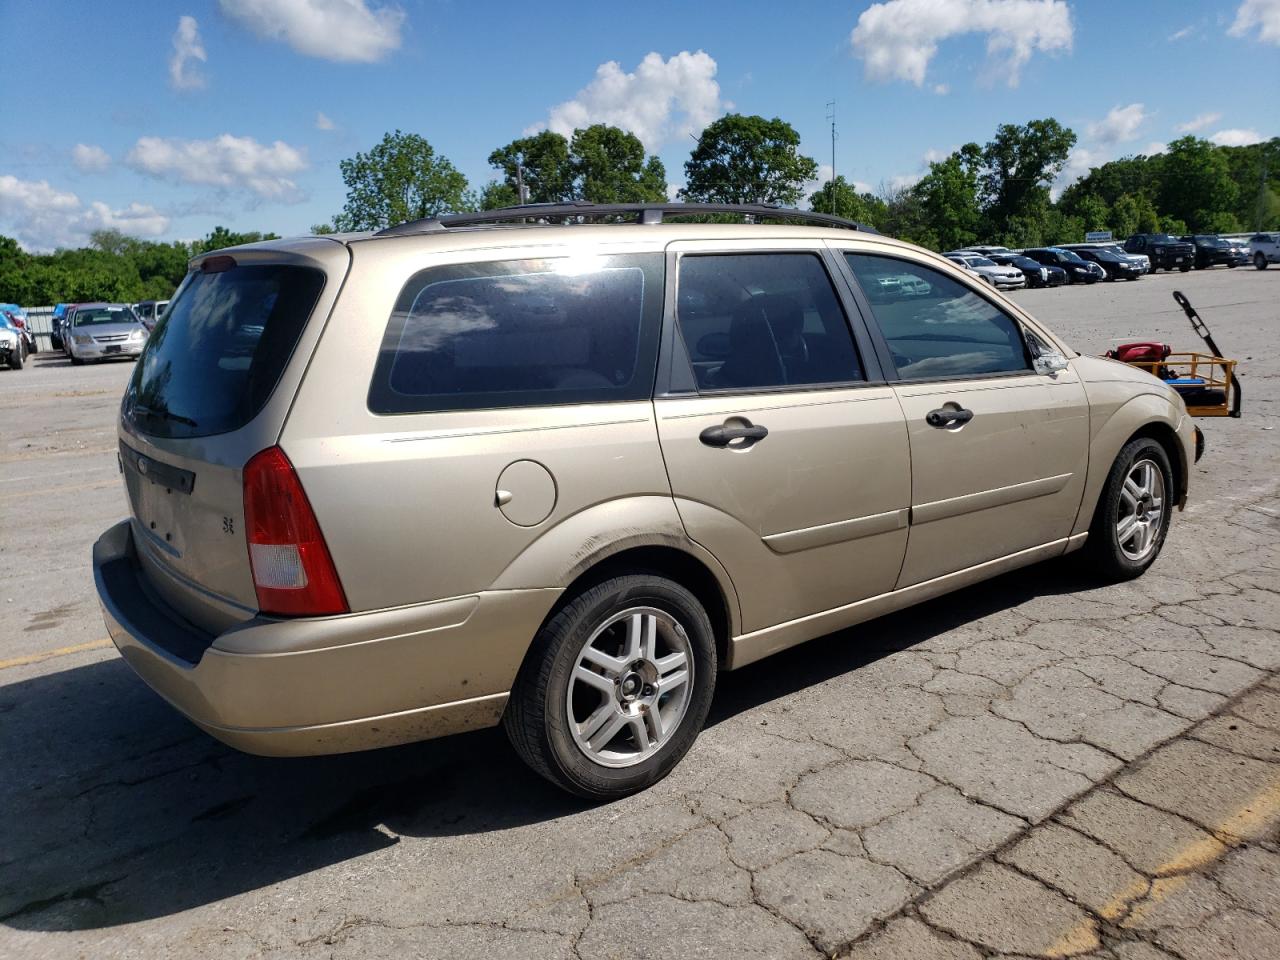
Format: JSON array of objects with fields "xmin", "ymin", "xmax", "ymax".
[{"xmin": 0, "ymin": 557, "xmax": 1097, "ymax": 932}]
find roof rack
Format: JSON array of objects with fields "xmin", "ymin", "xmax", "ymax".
[{"xmin": 374, "ymin": 202, "xmax": 877, "ymax": 237}]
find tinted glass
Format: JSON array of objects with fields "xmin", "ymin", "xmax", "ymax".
[
  {"xmin": 125, "ymin": 263, "xmax": 325, "ymax": 439},
  {"xmin": 845, "ymin": 254, "xmax": 1030, "ymax": 380},
  {"xmin": 369, "ymin": 254, "xmax": 661, "ymax": 414},
  {"xmin": 675, "ymin": 253, "xmax": 862, "ymax": 391}
]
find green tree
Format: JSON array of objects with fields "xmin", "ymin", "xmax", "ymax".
[
  {"xmin": 913, "ymin": 144, "xmax": 984, "ymax": 251},
  {"xmin": 487, "ymin": 130, "xmax": 575, "ymax": 204},
  {"xmin": 807, "ymin": 176, "xmax": 884, "ymax": 225},
  {"xmin": 478, "ymin": 180, "xmax": 521, "ymax": 210},
  {"xmin": 1156, "ymin": 136, "xmax": 1237, "ymax": 232},
  {"xmin": 682, "ymin": 114, "xmax": 818, "ymax": 206},
  {"xmin": 333, "ymin": 130, "xmax": 470, "ymax": 231},
  {"xmin": 980, "ymin": 118, "xmax": 1076, "ymax": 238},
  {"xmin": 311, "ymin": 223, "xmax": 336, "ymax": 235},
  {"xmin": 190, "ymin": 226, "xmax": 281, "ymax": 255},
  {"xmin": 570, "ymin": 125, "xmax": 667, "ymax": 203}
]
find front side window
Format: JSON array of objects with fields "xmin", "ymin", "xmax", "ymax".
[
  {"xmin": 845, "ymin": 253, "xmax": 1031, "ymax": 380},
  {"xmin": 369, "ymin": 254, "xmax": 661, "ymax": 414},
  {"xmin": 674, "ymin": 253, "xmax": 863, "ymax": 392}
]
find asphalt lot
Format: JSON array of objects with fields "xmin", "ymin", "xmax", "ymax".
[{"xmin": 2, "ymin": 267, "xmax": 1278, "ymax": 960}]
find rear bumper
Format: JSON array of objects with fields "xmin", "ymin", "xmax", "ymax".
[{"xmin": 93, "ymin": 520, "xmax": 560, "ymax": 756}]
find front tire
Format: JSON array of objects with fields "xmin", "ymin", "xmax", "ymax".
[
  {"xmin": 1086, "ymin": 438, "xmax": 1174, "ymax": 582},
  {"xmin": 1257, "ymin": 253, "xmax": 1269, "ymax": 270},
  {"xmin": 504, "ymin": 574, "xmax": 717, "ymax": 800}
]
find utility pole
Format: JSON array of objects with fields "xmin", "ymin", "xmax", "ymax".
[
  {"xmin": 516, "ymin": 164, "xmax": 529, "ymax": 205},
  {"xmin": 826, "ymin": 101, "xmax": 837, "ymax": 214}
]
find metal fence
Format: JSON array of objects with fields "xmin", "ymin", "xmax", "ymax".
[{"xmin": 23, "ymin": 307, "xmax": 56, "ymax": 344}]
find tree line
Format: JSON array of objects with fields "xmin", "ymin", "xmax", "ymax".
[{"xmin": 3, "ymin": 116, "xmax": 1275, "ymax": 306}]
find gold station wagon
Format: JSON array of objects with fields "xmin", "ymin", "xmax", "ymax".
[{"xmin": 94, "ymin": 203, "xmax": 1196, "ymax": 799}]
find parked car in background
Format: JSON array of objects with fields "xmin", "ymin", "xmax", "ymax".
[
  {"xmin": 1070, "ymin": 246, "xmax": 1144, "ymax": 281},
  {"xmin": 2, "ymin": 308, "xmax": 37, "ymax": 353},
  {"xmin": 1063, "ymin": 243, "xmax": 1149, "ymax": 274},
  {"xmin": 1250, "ymin": 232, "xmax": 1280, "ymax": 269},
  {"xmin": 1021, "ymin": 247, "xmax": 1102, "ymax": 284},
  {"xmin": 1123, "ymin": 234, "xmax": 1194, "ymax": 272},
  {"xmin": 92, "ymin": 202, "xmax": 1197, "ymax": 799},
  {"xmin": 943, "ymin": 252, "xmax": 1026, "ymax": 290},
  {"xmin": 0, "ymin": 313, "xmax": 26, "ymax": 369},
  {"xmin": 989, "ymin": 252, "xmax": 1066, "ymax": 288},
  {"xmin": 1180, "ymin": 235, "xmax": 1247, "ymax": 270},
  {"xmin": 133, "ymin": 299, "xmax": 170, "ymax": 331},
  {"xmin": 51, "ymin": 303, "xmax": 69, "ymax": 350},
  {"xmin": 961, "ymin": 245, "xmax": 1013, "ymax": 258},
  {"xmin": 65, "ymin": 303, "xmax": 148, "ymax": 365},
  {"xmin": 1224, "ymin": 236, "xmax": 1251, "ymax": 264}
]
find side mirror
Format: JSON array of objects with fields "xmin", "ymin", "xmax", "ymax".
[{"xmin": 1033, "ymin": 352, "xmax": 1069, "ymax": 376}]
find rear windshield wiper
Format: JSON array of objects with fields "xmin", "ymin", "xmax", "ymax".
[{"xmin": 132, "ymin": 403, "xmax": 199, "ymax": 428}]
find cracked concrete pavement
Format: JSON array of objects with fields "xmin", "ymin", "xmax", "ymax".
[{"xmin": 1, "ymin": 269, "xmax": 1278, "ymax": 959}]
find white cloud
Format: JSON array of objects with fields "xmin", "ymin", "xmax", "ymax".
[
  {"xmin": 850, "ymin": 0, "xmax": 1073, "ymax": 87},
  {"xmin": 1228, "ymin": 0, "xmax": 1280, "ymax": 45},
  {"xmin": 1087, "ymin": 103, "xmax": 1147, "ymax": 144},
  {"xmin": 1168, "ymin": 25, "xmax": 1194, "ymax": 41},
  {"xmin": 315, "ymin": 111, "xmax": 335, "ymax": 131},
  {"xmin": 531, "ymin": 50, "xmax": 726, "ymax": 152},
  {"xmin": 218, "ymin": 0, "xmax": 404, "ymax": 63},
  {"xmin": 1143, "ymin": 141, "xmax": 1167, "ymax": 156},
  {"xmin": 0, "ymin": 175, "xmax": 169, "ymax": 251},
  {"xmin": 1176, "ymin": 112, "xmax": 1221, "ymax": 133},
  {"xmin": 169, "ymin": 15, "xmax": 208, "ymax": 91},
  {"xmin": 71, "ymin": 143, "xmax": 111, "ymax": 173},
  {"xmin": 1210, "ymin": 128, "xmax": 1265, "ymax": 146},
  {"xmin": 1053, "ymin": 145, "xmax": 1099, "ymax": 198},
  {"xmin": 125, "ymin": 133, "xmax": 309, "ymax": 202},
  {"xmin": 933, "ymin": 83, "xmax": 950, "ymax": 95}
]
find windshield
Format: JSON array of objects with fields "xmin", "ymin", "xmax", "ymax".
[
  {"xmin": 74, "ymin": 306, "xmax": 138, "ymax": 326},
  {"xmin": 1151, "ymin": 235, "xmax": 1178, "ymax": 244},
  {"xmin": 125, "ymin": 262, "xmax": 325, "ymax": 439},
  {"xmin": 1057, "ymin": 250, "xmax": 1086, "ymax": 263},
  {"xmin": 969, "ymin": 256, "xmax": 997, "ymax": 267},
  {"xmin": 1011, "ymin": 257, "xmax": 1040, "ymax": 269}
]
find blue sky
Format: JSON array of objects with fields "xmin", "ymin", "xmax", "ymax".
[{"xmin": 1, "ymin": 0, "xmax": 1277, "ymax": 250}]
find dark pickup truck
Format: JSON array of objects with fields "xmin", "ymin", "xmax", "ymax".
[
  {"xmin": 1180, "ymin": 235, "xmax": 1249, "ymax": 270},
  {"xmin": 1123, "ymin": 234, "xmax": 1194, "ymax": 272}
]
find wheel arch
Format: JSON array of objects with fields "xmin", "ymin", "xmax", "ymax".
[{"xmin": 1071, "ymin": 390, "xmax": 1190, "ymax": 537}]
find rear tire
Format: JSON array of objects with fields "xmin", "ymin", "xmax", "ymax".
[
  {"xmin": 504, "ymin": 574, "xmax": 717, "ymax": 800},
  {"xmin": 1085, "ymin": 438, "xmax": 1174, "ymax": 583},
  {"xmin": 1179, "ymin": 264, "xmax": 1191, "ymax": 272}
]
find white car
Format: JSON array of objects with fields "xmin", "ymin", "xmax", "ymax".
[
  {"xmin": 945, "ymin": 253, "xmax": 1026, "ymax": 290},
  {"xmin": 1249, "ymin": 232, "xmax": 1280, "ymax": 270}
]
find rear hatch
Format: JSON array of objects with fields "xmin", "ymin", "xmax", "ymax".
[{"xmin": 118, "ymin": 241, "xmax": 347, "ymax": 635}]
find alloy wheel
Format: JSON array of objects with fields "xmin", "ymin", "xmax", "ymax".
[
  {"xmin": 566, "ymin": 607, "xmax": 693, "ymax": 768},
  {"xmin": 1116, "ymin": 459, "xmax": 1165, "ymax": 562}
]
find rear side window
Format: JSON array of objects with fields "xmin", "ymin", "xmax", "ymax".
[
  {"xmin": 125, "ymin": 263, "xmax": 325, "ymax": 439},
  {"xmin": 674, "ymin": 253, "xmax": 863, "ymax": 391},
  {"xmin": 369, "ymin": 254, "xmax": 662, "ymax": 414},
  {"xmin": 845, "ymin": 253, "xmax": 1030, "ymax": 380}
]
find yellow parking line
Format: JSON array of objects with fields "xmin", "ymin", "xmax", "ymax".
[
  {"xmin": 0, "ymin": 638, "xmax": 114, "ymax": 670},
  {"xmin": 1043, "ymin": 774, "xmax": 1280, "ymax": 956}
]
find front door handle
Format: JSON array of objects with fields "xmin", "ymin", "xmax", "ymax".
[
  {"xmin": 926, "ymin": 407, "xmax": 974, "ymax": 429},
  {"xmin": 699, "ymin": 419, "xmax": 769, "ymax": 448}
]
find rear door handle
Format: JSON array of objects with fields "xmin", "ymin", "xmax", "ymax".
[
  {"xmin": 925, "ymin": 407, "xmax": 974, "ymax": 429},
  {"xmin": 699, "ymin": 420, "xmax": 769, "ymax": 448}
]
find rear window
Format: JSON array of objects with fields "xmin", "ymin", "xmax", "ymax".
[
  {"xmin": 368, "ymin": 254, "xmax": 662, "ymax": 414},
  {"xmin": 125, "ymin": 263, "xmax": 325, "ymax": 439}
]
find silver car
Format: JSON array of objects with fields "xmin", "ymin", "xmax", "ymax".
[
  {"xmin": 66, "ymin": 303, "xmax": 149, "ymax": 364},
  {"xmin": 94, "ymin": 203, "xmax": 1196, "ymax": 799}
]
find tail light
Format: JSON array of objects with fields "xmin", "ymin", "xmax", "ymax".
[{"xmin": 242, "ymin": 446, "xmax": 348, "ymax": 617}]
